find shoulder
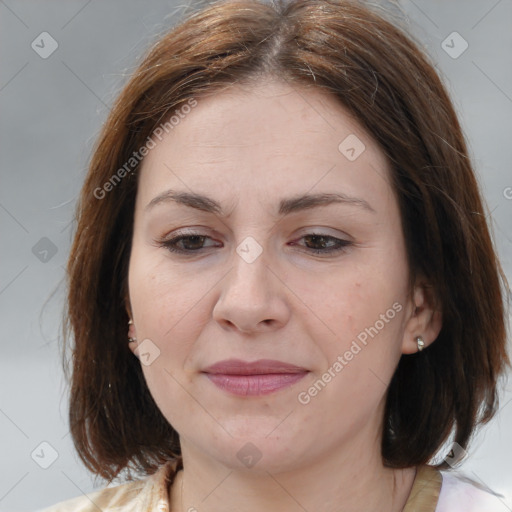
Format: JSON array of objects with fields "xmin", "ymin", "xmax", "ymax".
[
  {"xmin": 37, "ymin": 479, "xmax": 146, "ymax": 512},
  {"xmin": 37, "ymin": 459, "xmax": 180, "ymax": 512},
  {"xmin": 436, "ymin": 470, "xmax": 508, "ymax": 512}
]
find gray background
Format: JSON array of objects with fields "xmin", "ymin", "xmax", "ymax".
[{"xmin": 1, "ymin": 1, "xmax": 511, "ymax": 511}]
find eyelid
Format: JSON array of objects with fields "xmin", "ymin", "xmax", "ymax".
[
  {"xmin": 158, "ymin": 225, "xmax": 350, "ymax": 243},
  {"xmin": 156, "ymin": 228, "xmax": 354, "ymax": 258},
  {"xmin": 293, "ymin": 225, "xmax": 353, "ymax": 240}
]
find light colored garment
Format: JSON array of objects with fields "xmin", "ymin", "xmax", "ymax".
[
  {"xmin": 38, "ymin": 459, "xmax": 180, "ymax": 512},
  {"xmin": 436, "ymin": 470, "xmax": 509, "ymax": 511},
  {"xmin": 38, "ymin": 459, "xmax": 506, "ymax": 512}
]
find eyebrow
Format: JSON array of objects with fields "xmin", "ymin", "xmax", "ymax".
[{"xmin": 145, "ymin": 190, "xmax": 376, "ymax": 216}]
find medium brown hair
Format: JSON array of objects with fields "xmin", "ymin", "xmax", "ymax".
[{"xmin": 63, "ymin": 0, "xmax": 510, "ymax": 482}]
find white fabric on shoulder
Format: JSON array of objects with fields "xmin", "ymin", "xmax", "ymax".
[{"xmin": 436, "ymin": 470, "xmax": 509, "ymax": 511}]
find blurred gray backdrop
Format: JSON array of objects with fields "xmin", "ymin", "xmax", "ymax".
[{"xmin": 1, "ymin": 1, "xmax": 511, "ymax": 511}]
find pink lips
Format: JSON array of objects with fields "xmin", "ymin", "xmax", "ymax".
[{"xmin": 202, "ymin": 359, "xmax": 309, "ymax": 396}]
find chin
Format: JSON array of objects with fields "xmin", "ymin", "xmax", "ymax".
[{"xmin": 191, "ymin": 423, "xmax": 318, "ymax": 475}]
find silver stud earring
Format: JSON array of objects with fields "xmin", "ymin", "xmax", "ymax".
[
  {"xmin": 128, "ymin": 319, "xmax": 137, "ymax": 343},
  {"xmin": 416, "ymin": 336, "xmax": 425, "ymax": 352}
]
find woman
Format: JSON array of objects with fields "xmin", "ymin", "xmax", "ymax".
[{"xmin": 43, "ymin": 0, "xmax": 510, "ymax": 510}]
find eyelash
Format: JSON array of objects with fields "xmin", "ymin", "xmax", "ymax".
[{"xmin": 157, "ymin": 232, "xmax": 352, "ymax": 256}]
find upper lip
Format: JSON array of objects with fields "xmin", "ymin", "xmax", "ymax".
[{"xmin": 202, "ymin": 359, "xmax": 308, "ymax": 375}]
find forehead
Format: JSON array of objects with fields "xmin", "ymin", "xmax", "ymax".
[{"xmin": 136, "ymin": 79, "xmax": 394, "ymax": 212}]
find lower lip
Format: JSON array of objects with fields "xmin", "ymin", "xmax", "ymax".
[{"xmin": 204, "ymin": 372, "xmax": 308, "ymax": 396}]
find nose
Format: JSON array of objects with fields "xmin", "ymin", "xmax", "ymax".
[{"xmin": 212, "ymin": 248, "xmax": 291, "ymax": 334}]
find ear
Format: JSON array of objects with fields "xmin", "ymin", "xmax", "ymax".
[{"xmin": 401, "ymin": 278, "xmax": 442, "ymax": 354}]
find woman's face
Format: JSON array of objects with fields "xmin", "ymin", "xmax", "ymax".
[{"xmin": 127, "ymin": 79, "xmax": 439, "ymax": 473}]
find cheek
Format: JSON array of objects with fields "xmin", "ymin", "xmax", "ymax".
[
  {"xmin": 128, "ymin": 257, "xmax": 207, "ymax": 428},
  {"xmin": 139, "ymin": 359, "xmax": 200, "ymax": 436},
  {"xmin": 127, "ymin": 276, "xmax": 199, "ymax": 400},
  {"xmin": 304, "ymin": 254, "xmax": 407, "ymax": 380},
  {"xmin": 306, "ymin": 268, "xmax": 403, "ymax": 340},
  {"xmin": 129, "ymin": 250, "xmax": 208, "ymax": 336},
  {"xmin": 296, "ymin": 280, "xmax": 405, "ymax": 429}
]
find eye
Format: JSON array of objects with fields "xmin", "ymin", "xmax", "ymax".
[
  {"xmin": 291, "ymin": 233, "xmax": 352, "ymax": 255},
  {"xmin": 158, "ymin": 233, "xmax": 221, "ymax": 254},
  {"xmin": 156, "ymin": 231, "xmax": 352, "ymax": 257}
]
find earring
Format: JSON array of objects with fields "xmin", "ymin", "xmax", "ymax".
[
  {"xmin": 128, "ymin": 319, "xmax": 137, "ymax": 343},
  {"xmin": 416, "ymin": 336, "xmax": 425, "ymax": 352}
]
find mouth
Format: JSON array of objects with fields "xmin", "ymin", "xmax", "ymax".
[{"xmin": 201, "ymin": 359, "xmax": 309, "ymax": 396}]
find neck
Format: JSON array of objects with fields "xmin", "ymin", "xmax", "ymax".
[{"xmin": 171, "ymin": 429, "xmax": 416, "ymax": 512}]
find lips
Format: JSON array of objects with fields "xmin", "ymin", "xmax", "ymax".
[
  {"xmin": 203, "ymin": 359, "xmax": 308, "ymax": 375},
  {"xmin": 202, "ymin": 359, "xmax": 309, "ymax": 396}
]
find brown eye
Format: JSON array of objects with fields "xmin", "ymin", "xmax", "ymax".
[
  {"xmin": 292, "ymin": 234, "xmax": 352, "ymax": 255},
  {"xmin": 159, "ymin": 234, "xmax": 220, "ymax": 254}
]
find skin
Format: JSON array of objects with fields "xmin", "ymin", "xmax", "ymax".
[{"xmin": 126, "ymin": 78, "xmax": 442, "ymax": 512}]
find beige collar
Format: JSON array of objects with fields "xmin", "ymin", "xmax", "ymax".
[{"xmin": 403, "ymin": 465, "xmax": 442, "ymax": 512}]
